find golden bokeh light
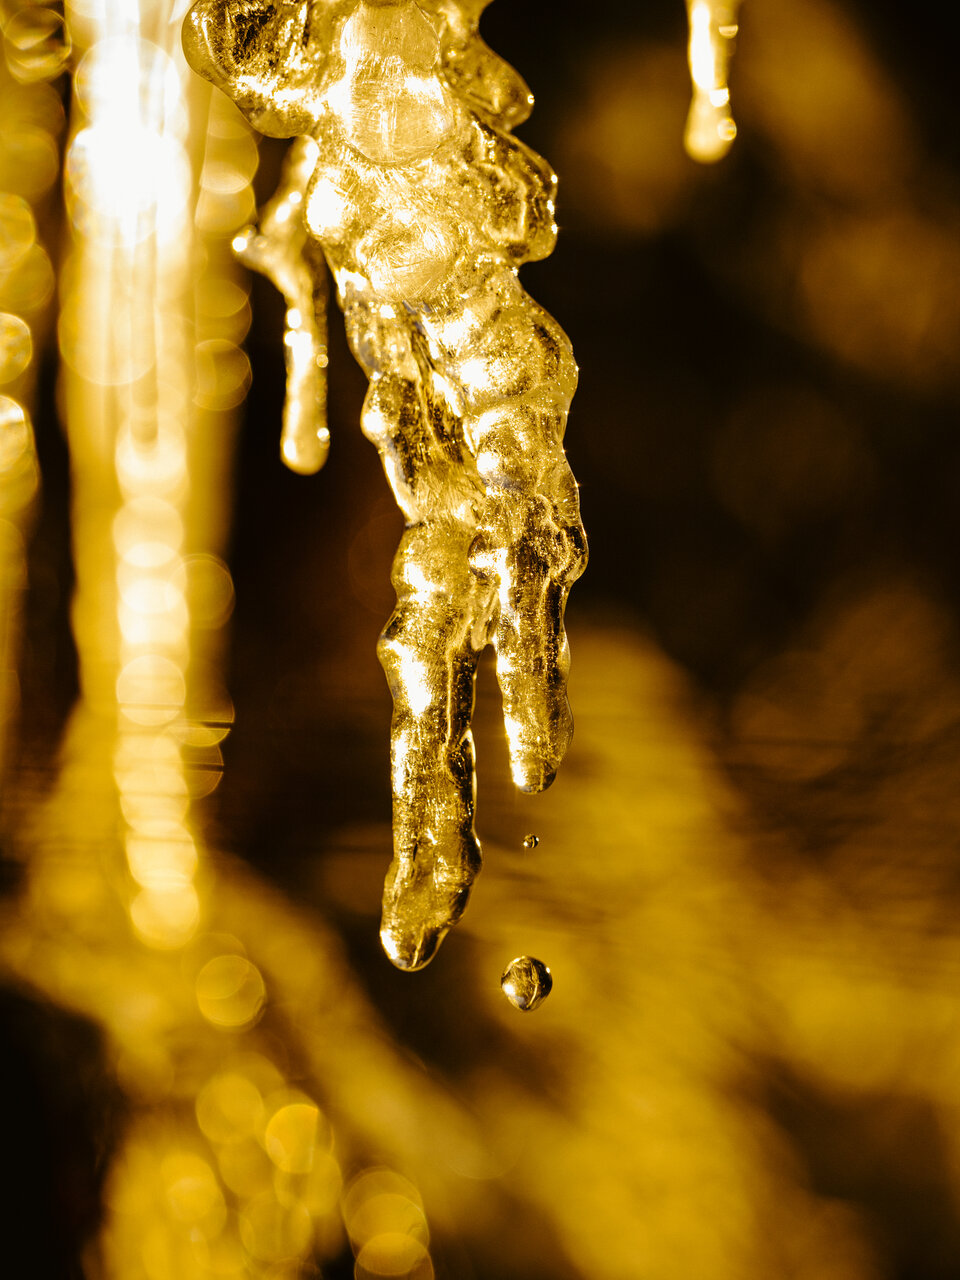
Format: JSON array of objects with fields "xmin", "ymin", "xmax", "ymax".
[
  {"xmin": 196, "ymin": 953, "xmax": 266, "ymax": 1028},
  {"xmin": 3, "ymin": 5, "xmax": 72, "ymax": 82},
  {"xmin": 0, "ymin": 191, "xmax": 37, "ymax": 268},
  {"xmin": 354, "ymin": 1233, "xmax": 433, "ymax": 1280},
  {"xmin": 0, "ymin": 238, "xmax": 54, "ymax": 313},
  {"xmin": 238, "ymin": 1191, "xmax": 314, "ymax": 1264}
]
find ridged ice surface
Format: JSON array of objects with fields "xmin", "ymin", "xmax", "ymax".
[{"xmin": 182, "ymin": 0, "xmax": 587, "ymax": 970}]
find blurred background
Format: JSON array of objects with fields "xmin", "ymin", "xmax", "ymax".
[{"xmin": 2, "ymin": 0, "xmax": 960, "ymax": 1276}]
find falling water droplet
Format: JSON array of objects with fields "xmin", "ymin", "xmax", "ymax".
[
  {"xmin": 500, "ymin": 955, "xmax": 552, "ymax": 1011},
  {"xmin": 522, "ymin": 833, "xmax": 539, "ymax": 850}
]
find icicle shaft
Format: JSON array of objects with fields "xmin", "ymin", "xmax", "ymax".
[{"xmin": 182, "ymin": 0, "xmax": 587, "ymax": 968}]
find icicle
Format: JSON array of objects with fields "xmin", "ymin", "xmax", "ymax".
[
  {"xmin": 684, "ymin": 0, "xmax": 742, "ymax": 163},
  {"xmin": 182, "ymin": 0, "xmax": 587, "ymax": 970},
  {"xmin": 233, "ymin": 137, "xmax": 331, "ymax": 475}
]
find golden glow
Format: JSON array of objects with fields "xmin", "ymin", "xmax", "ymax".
[
  {"xmin": 67, "ymin": 124, "xmax": 192, "ymax": 246},
  {"xmin": 342, "ymin": 1169, "xmax": 428, "ymax": 1261},
  {"xmin": 3, "ymin": 6, "xmax": 72, "ymax": 83},
  {"xmin": 238, "ymin": 1190, "xmax": 314, "ymax": 1263},
  {"xmin": 0, "ymin": 124, "xmax": 60, "ymax": 198},
  {"xmin": 264, "ymin": 1101, "xmax": 325, "ymax": 1174},
  {"xmin": 130, "ymin": 881, "xmax": 200, "ymax": 946},
  {"xmin": 195, "ymin": 953, "xmax": 267, "ymax": 1027}
]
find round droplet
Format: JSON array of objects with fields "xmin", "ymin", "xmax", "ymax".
[
  {"xmin": 522, "ymin": 834, "xmax": 539, "ymax": 850},
  {"xmin": 238, "ymin": 1191, "xmax": 313, "ymax": 1263},
  {"xmin": 130, "ymin": 883, "xmax": 199, "ymax": 948},
  {"xmin": 196, "ymin": 1071, "xmax": 264, "ymax": 1144},
  {"xmin": 0, "ymin": 242, "xmax": 54, "ymax": 314},
  {"xmin": 264, "ymin": 1100, "xmax": 323, "ymax": 1174},
  {"xmin": 0, "ymin": 127, "xmax": 59, "ymax": 198},
  {"xmin": 500, "ymin": 956, "xmax": 552, "ymax": 1011}
]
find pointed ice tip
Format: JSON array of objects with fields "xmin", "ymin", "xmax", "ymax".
[
  {"xmin": 380, "ymin": 924, "xmax": 441, "ymax": 972},
  {"xmin": 511, "ymin": 756, "xmax": 557, "ymax": 794}
]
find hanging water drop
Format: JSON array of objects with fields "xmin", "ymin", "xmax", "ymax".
[
  {"xmin": 501, "ymin": 955, "xmax": 552, "ymax": 1011},
  {"xmin": 522, "ymin": 834, "xmax": 539, "ymax": 850}
]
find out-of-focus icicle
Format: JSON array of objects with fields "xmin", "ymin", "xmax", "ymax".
[
  {"xmin": 8, "ymin": 0, "xmax": 420, "ymax": 1272},
  {"xmin": 233, "ymin": 137, "xmax": 330, "ymax": 475},
  {"xmin": 182, "ymin": 0, "xmax": 587, "ymax": 970},
  {"xmin": 0, "ymin": 11, "xmax": 59, "ymax": 790},
  {"xmin": 685, "ymin": 0, "xmax": 742, "ymax": 162}
]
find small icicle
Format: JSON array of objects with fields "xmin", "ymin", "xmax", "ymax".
[
  {"xmin": 684, "ymin": 0, "xmax": 742, "ymax": 163},
  {"xmin": 233, "ymin": 137, "xmax": 330, "ymax": 474}
]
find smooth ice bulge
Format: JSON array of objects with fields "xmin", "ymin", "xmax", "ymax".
[{"xmin": 182, "ymin": 0, "xmax": 587, "ymax": 970}]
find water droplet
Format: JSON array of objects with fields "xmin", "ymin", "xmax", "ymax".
[
  {"xmin": 500, "ymin": 955, "xmax": 552, "ymax": 1011},
  {"xmin": 522, "ymin": 833, "xmax": 539, "ymax": 850}
]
